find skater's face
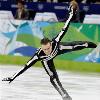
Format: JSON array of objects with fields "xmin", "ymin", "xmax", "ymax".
[
  {"xmin": 41, "ymin": 42, "xmax": 52, "ymax": 55},
  {"xmin": 17, "ymin": 3, "xmax": 24, "ymax": 10}
]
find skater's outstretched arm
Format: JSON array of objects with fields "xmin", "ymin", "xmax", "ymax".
[
  {"xmin": 54, "ymin": 5, "xmax": 74, "ymax": 43},
  {"xmin": 2, "ymin": 53, "xmax": 40, "ymax": 83}
]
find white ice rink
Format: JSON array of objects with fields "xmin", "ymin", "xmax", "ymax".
[{"xmin": 0, "ymin": 65, "xmax": 100, "ymax": 100}]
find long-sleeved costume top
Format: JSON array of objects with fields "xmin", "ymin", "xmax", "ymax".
[
  {"xmin": 3, "ymin": 5, "xmax": 96, "ymax": 99},
  {"xmin": 25, "ymin": 6, "xmax": 74, "ymax": 76},
  {"xmin": 12, "ymin": 5, "xmax": 74, "ymax": 80}
]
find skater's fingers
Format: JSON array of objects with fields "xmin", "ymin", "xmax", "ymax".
[
  {"xmin": 2, "ymin": 77, "xmax": 11, "ymax": 81},
  {"xmin": 2, "ymin": 78, "xmax": 7, "ymax": 81}
]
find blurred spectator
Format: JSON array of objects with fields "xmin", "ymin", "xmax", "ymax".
[
  {"xmin": 95, "ymin": 0, "xmax": 100, "ymax": 4},
  {"xmin": 15, "ymin": 0, "xmax": 29, "ymax": 20}
]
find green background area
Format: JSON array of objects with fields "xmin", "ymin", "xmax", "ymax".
[
  {"xmin": 42, "ymin": 22, "xmax": 98, "ymax": 60},
  {"xmin": 0, "ymin": 55, "xmax": 100, "ymax": 73},
  {"xmin": 15, "ymin": 22, "xmax": 99, "ymax": 61},
  {"xmin": 17, "ymin": 34, "xmax": 41, "ymax": 47},
  {"xmin": 0, "ymin": 22, "xmax": 100, "ymax": 73}
]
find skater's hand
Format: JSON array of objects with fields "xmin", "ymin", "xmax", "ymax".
[
  {"xmin": 70, "ymin": 0, "xmax": 78, "ymax": 13},
  {"xmin": 68, "ymin": 4, "xmax": 74, "ymax": 15},
  {"xmin": 2, "ymin": 77, "xmax": 14, "ymax": 83}
]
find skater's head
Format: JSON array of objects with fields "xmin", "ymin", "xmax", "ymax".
[
  {"xmin": 41, "ymin": 38, "xmax": 52, "ymax": 55},
  {"xmin": 17, "ymin": 0, "xmax": 25, "ymax": 10}
]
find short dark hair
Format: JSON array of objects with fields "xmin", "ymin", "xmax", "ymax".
[
  {"xmin": 17, "ymin": 0, "xmax": 25, "ymax": 5},
  {"xmin": 41, "ymin": 38, "xmax": 51, "ymax": 45}
]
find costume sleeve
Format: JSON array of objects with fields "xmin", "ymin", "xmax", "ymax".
[
  {"xmin": 54, "ymin": 5, "xmax": 74, "ymax": 43},
  {"xmin": 12, "ymin": 52, "xmax": 40, "ymax": 80}
]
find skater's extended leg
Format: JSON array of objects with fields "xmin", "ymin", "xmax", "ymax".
[{"xmin": 59, "ymin": 41, "xmax": 97, "ymax": 54}]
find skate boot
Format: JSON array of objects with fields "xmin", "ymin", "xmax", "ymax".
[
  {"xmin": 62, "ymin": 94, "xmax": 72, "ymax": 100},
  {"xmin": 85, "ymin": 41, "xmax": 97, "ymax": 48}
]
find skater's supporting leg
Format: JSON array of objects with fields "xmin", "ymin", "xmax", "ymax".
[
  {"xmin": 50, "ymin": 73, "xmax": 72, "ymax": 100},
  {"xmin": 42, "ymin": 60, "xmax": 72, "ymax": 100}
]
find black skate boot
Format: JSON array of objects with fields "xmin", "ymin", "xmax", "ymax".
[
  {"xmin": 85, "ymin": 41, "xmax": 97, "ymax": 48},
  {"xmin": 62, "ymin": 94, "xmax": 72, "ymax": 100}
]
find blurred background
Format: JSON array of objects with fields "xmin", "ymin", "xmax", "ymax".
[{"xmin": 0, "ymin": 0, "xmax": 100, "ymax": 71}]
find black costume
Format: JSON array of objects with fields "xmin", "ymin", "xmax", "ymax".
[{"xmin": 2, "ymin": 5, "xmax": 97, "ymax": 100}]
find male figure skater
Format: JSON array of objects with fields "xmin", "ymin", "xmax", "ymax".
[{"xmin": 2, "ymin": 5, "xmax": 97, "ymax": 100}]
